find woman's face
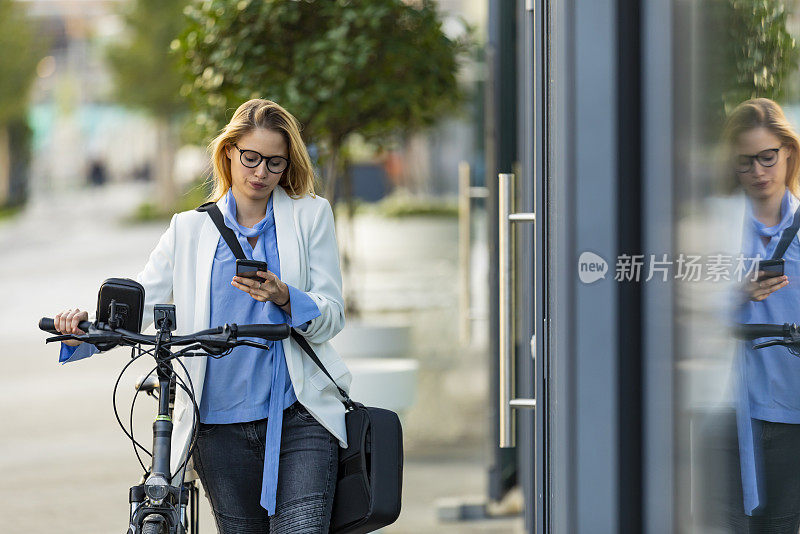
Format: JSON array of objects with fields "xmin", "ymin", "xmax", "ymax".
[
  {"xmin": 226, "ymin": 128, "xmax": 288, "ymax": 204},
  {"xmin": 735, "ymin": 127, "xmax": 791, "ymax": 201}
]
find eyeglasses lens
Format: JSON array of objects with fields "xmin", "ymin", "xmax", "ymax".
[
  {"xmin": 240, "ymin": 150, "xmax": 288, "ymax": 173},
  {"xmin": 269, "ymin": 159, "xmax": 287, "ymax": 173},
  {"xmin": 241, "ymin": 150, "xmax": 261, "ymax": 167},
  {"xmin": 758, "ymin": 151, "xmax": 778, "ymax": 167},
  {"xmin": 736, "ymin": 149, "xmax": 779, "ymax": 173}
]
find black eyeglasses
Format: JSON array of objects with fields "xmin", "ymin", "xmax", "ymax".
[
  {"xmin": 736, "ymin": 147, "xmax": 782, "ymax": 173},
  {"xmin": 233, "ymin": 144, "xmax": 289, "ymax": 174}
]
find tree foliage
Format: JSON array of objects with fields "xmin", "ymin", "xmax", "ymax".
[
  {"xmin": 0, "ymin": 0, "xmax": 42, "ymax": 124},
  {"xmin": 723, "ymin": 0, "xmax": 800, "ymax": 112},
  {"xmin": 105, "ymin": 0, "xmax": 190, "ymax": 118},
  {"xmin": 174, "ymin": 0, "xmax": 470, "ymax": 165}
]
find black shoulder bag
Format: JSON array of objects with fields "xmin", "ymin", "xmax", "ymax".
[{"xmin": 196, "ymin": 202, "xmax": 403, "ymax": 533}]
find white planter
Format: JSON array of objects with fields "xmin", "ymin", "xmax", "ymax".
[
  {"xmin": 346, "ymin": 358, "xmax": 419, "ymax": 412},
  {"xmin": 331, "ymin": 320, "xmax": 411, "ymax": 359}
]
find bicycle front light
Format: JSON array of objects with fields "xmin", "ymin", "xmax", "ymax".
[{"xmin": 144, "ymin": 474, "xmax": 170, "ymax": 504}]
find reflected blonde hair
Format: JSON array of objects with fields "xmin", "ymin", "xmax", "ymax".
[
  {"xmin": 207, "ymin": 99, "xmax": 316, "ymax": 201},
  {"xmin": 721, "ymin": 97, "xmax": 800, "ymax": 197}
]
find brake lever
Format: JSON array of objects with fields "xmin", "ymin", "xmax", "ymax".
[
  {"xmin": 45, "ymin": 334, "xmax": 82, "ymax": 343},
  {"xmin": 196, "ymin": 341, "xmax": 230, "ymax": 356},
  {"xmin": 753, "ymin": 339, "xmax": 786, "ymax": 349},
  {"xmin": 45, "ymin": 332, "xmax": 124, "ymax": 345},
  {"xmin": 234, "ymin": 340, "xmax": 271, "ymax": 350},
  {"xmin": 189, "ymin": 339, "xmax": 270, "ymax": 356}
]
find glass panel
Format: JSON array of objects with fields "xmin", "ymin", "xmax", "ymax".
[{"xmin": 673, "ymin": 1, "xmax": 800, "ymax": 530}]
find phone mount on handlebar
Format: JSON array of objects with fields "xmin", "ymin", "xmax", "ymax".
[
  {"xmin": 97, "ymin": 278, "xmax": 145, "ymax": 333},
  {"xmin": 90, "ymin": 278, "xmax": 145, "ymax": 351},
  {"xmin": 154, "ymin": 304, "xmax": 176, "ymax": 332}
]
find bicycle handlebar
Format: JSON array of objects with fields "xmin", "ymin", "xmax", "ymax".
[
  {"xmin": 39, "ymin": 317, "xmax": 292, "ymax": 345},
  {"xmin": 39, "ymin": 317, "xmax": 92, "ymax": 334},
  {"xmin": 734, "ymin": 323, "xmax": 791, "ymax": 340}
]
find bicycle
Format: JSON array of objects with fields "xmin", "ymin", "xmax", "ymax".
[{"xmin": 40, "ymin": 300, "xmax": 291, "ymax": 534}]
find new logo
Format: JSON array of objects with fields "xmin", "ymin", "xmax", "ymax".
[{"xmin": 578, "ymin": 251, "xmax": 608, "ymax": 284}]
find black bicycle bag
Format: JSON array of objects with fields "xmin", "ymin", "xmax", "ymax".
[
  {"xmin": 96, "ymin": 277, "xmax": 145, "ymax": 333},
  {"xmin": 330, "ymin": 403, "xmax": 403, "ymax": 534}
]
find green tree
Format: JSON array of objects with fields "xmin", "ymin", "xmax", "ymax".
[
  {"xmin": 105, "ymin": 0, "xmax": 190, "ymax": 212},
  {"xmin": 0, "ymin": 0, "xmax": 42, "ymax": 208},
  {"xmin": 722, "ymin": 0, "xmax": 799, "ymax": 112},
  {"xmin": 174, "ymin": 0, "xmax": 471, "ymax": 200}
]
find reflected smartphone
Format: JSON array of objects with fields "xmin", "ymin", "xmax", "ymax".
[
  {"xmin": 236, "ymin": 259, "xmax": 268, "ymax": 283},
  {"xmin": 757, "ymin": 258, "xmax": 785, "ymax": 280}
]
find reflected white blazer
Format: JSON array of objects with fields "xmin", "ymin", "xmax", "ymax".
[{"xmin": 133, "ymin": 186, "xmax": 351, "ymax": 478}]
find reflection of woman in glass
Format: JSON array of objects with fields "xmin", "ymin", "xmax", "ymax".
[
  {"xmin": 724, "ymin": 97, "xmax": 800, "ymax": 532},
  {"xmin": 53, "ymin": 99, "xmax": 349, "ymax": 533}
]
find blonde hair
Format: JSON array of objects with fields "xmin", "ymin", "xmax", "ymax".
[
  {"xmin": 206, "ymin": 99, "xmax": 317, "ymax": 201},
  {"xmin": 721, "ymin": 97, "xmax": 800, "ymax": 197}
]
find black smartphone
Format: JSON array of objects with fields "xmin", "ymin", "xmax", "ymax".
[
  {"xmin": 757, "ymin": 258, "xmax": 785, "ymax": 280},
  {"xmin": 236, "ymin": 259, "xmax": 269, "ymax": 283}
]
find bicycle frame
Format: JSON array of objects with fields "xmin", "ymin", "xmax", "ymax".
[{"xmin": 127, "ymin": 317, "xmax": 191, "ymax": 534}]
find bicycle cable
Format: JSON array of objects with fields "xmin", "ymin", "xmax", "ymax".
[
  {"xmin": 112, "ymin": 345, "xmax": 156, "ymax": 471},
  {"xmin": 129, "ymin": 358, "xmax": 160, "ymax": 473},
  {"xmin": 101, "ymin": 330, "xmax": 260, "ymax": 480}
]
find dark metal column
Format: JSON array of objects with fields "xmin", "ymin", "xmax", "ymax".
[
  {"xmin": 486, "ymin": 0, "xmax": 519, "ymax": 501},
  {"xmin": 516, "ymin": 0, "xmax": 539, "ymax": 532},
  {"xmin": 616, "ymin": 0, "xmax": 643, "ymax": 531},
  {"xmin": 642, "ymin": 0, "xmax": 675, "ymax": 531}
]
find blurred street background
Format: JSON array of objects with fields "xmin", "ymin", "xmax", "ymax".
[{"xmin": 0, "ymin": 0, "xmax": 524, "ymax": 532}]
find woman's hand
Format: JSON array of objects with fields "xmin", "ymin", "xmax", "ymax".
[
  {"xmin": 232, "ymin": 271, "xmax": 290, "ymax": 308},
  {"xmin": 746, "ymin": 272, "xmax": 789, "ymax": 302},
  {"xmin": 54, "ymin": 308, "xmax": 89, "ymax": 346}
]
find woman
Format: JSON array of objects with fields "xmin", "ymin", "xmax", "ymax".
[
  {"xmin": 54, "ymin": 99, "xmax": 351, "ymax": 533},
  {"xmin": 721, "ymin": 97, "xmax": 800, "ymax": 532}
]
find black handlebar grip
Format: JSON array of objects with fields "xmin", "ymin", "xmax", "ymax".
[
  {"xmin": 735, "ymin": 323, "xmax": 789, "ymax": 340},
  {"xmin": 39, "ymin": 317, "xmax": 93, "ymax": 335},
  {"xmin": 236, "ymin": 323, "xmax": 292, "ymax": 340}
]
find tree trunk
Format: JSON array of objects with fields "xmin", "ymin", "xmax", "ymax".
[
  {"xmin": 321, "ymin": 142, "xmax": 360, "ymax": 318},
  {"xmin": 323, "ymin": 145, "xmax": 340, "ymax": 203},
  {"xmin": 0, "ymin": 126, "xmax": 10, "ymax": 207},
  {"xmin": 341, "ymin": 163, "xmax": 359, "ymax": 318},
  {"xmin": 155, "ymin": 119, "xmax": 178, "ymax": 214}
]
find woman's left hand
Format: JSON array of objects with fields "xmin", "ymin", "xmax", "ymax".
[{"xmin": 232, "ymin": 271, "xmax": 290, "ymax": 306}]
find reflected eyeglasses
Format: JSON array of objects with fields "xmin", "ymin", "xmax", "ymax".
[
  {"xmin": 736, "ymin": 147, "xmax": 782, "ymax": 174},
  {"xmin": 233, "ymin": 144, "xmax": 289, "ymax": 174}
]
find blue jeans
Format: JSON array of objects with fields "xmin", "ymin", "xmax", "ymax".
[
  {"xmin": 700, "ymin": 411, "xmax": 800, "ymax": 533},
  {"xmin": 192, "ymin": 402, "xmax": 339, "ymax": 534}
]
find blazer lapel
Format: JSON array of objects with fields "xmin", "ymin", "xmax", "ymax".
[
  {"xmin": 274, "ymin": 186, "xmax": 302, "ymax": 381},
  {"xmin": 274, "ymin": 186, "xmax": 301, "ymax": 290},
  {"xmin": 195, "ymin": 214, "xmax": 217, "ymax": 330}
]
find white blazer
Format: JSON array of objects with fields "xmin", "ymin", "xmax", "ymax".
[{"xmin": 131, "ymin": 186, "xmax": 351, "ymax": 478}]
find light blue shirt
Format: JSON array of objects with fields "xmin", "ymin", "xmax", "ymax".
[
  {"xmin": 736, "ymin": 189, "xmax": 800, "ymax": 514},
  {"xmin": 59, "ymin": 188, "xmax": 321, "ymax": 515}
]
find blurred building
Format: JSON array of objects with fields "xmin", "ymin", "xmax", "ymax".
[{"xmin": 20, "ymin": 0, "xmax": 160, "ymax": 195}]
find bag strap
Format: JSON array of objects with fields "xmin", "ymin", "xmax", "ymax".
[
  {"xmin": 196, "ymin": 202, "xmax": 356, "ymax": 410},
  {"xmin": 290, "ymin": 329, "xmax": 355, "ymax": 409},
  {"xmin": 196, "ymin": 202, "xmax": 247, "ymax": 260},
  {"xmin": 771, "ymin": 205, "xmax": 800, "ymax": 260}
]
